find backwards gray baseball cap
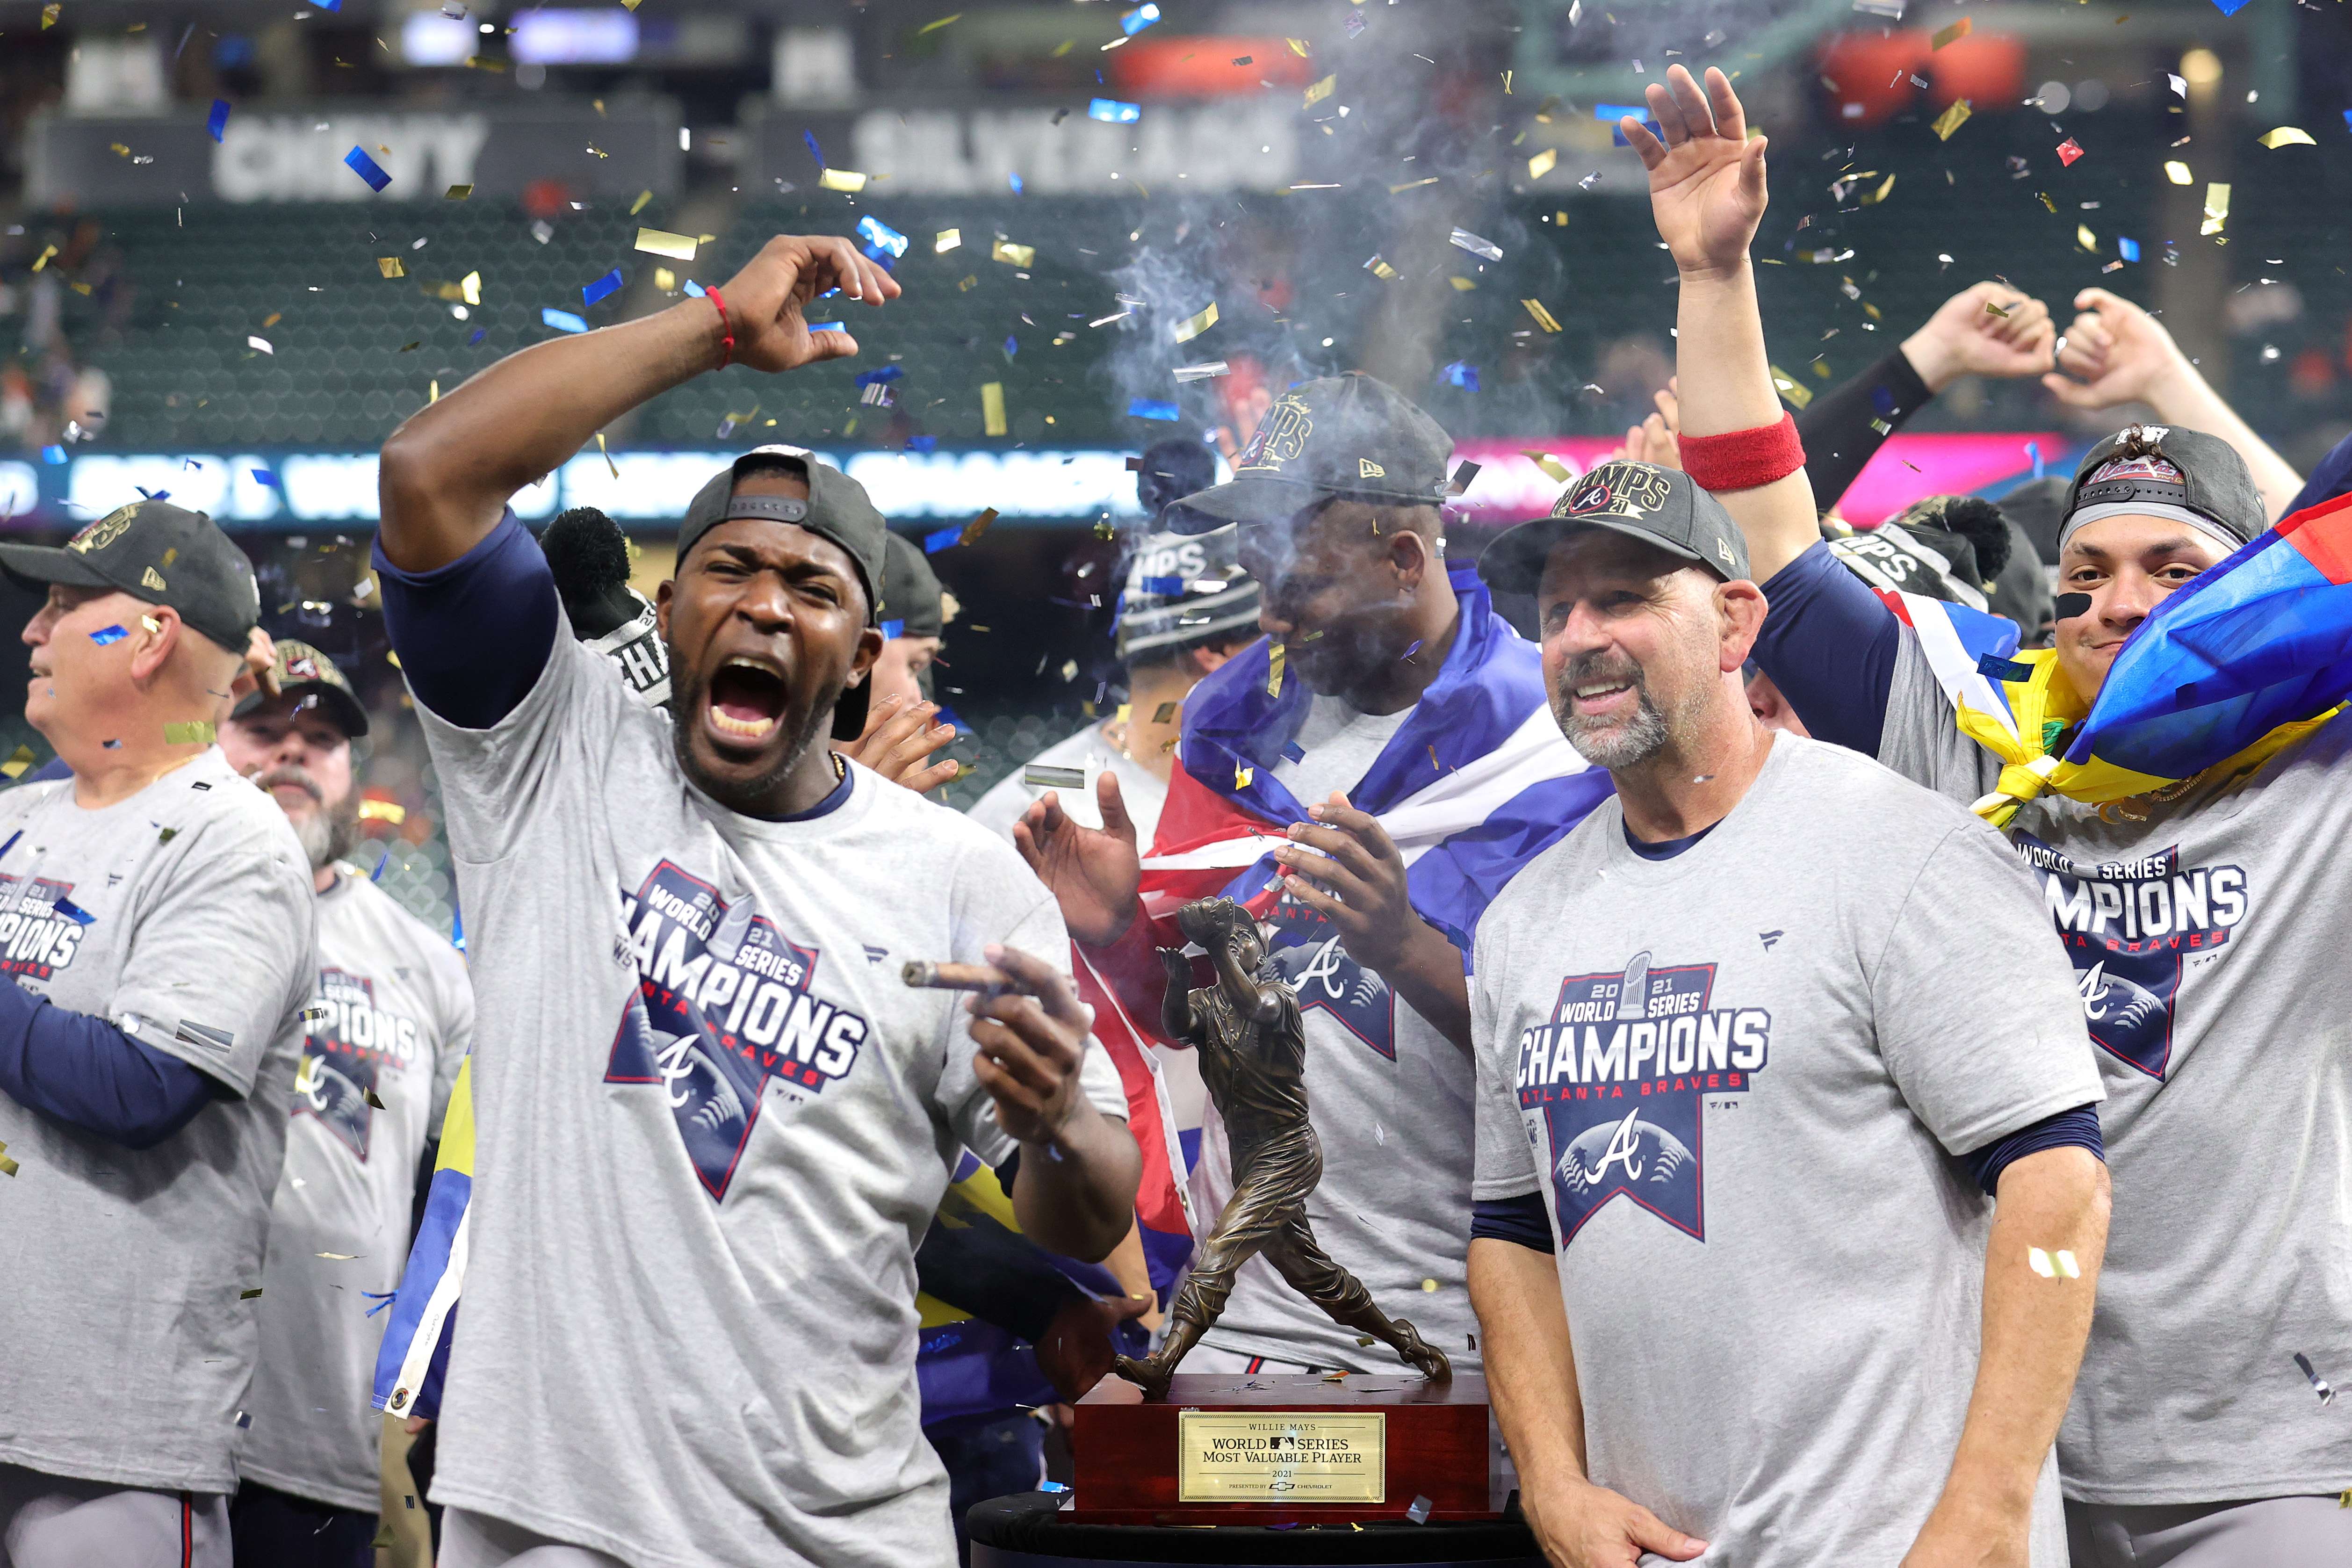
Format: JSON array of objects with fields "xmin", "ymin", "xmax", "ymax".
[
  {"xmin": 1479, "ymin": 459, "xmax": 1752, "ymax": 595},
  {"xmin": 0, "ymin": 497, "xmax": 260, "ymax": 655},
  {"xmin": 2060, "ymin": 424, "xmax": 2265, "ymax": 554},
  {"xmin": 1170, "ymin": 372, "xmax": 1454, "ymax": 532},
  {"xmin": 1116, "ymin": 525, "xmax": 1262, "ymax": 664},
  {"xmin": 676, "ymin": 445, "xmax": 890, "ymax": 740}
]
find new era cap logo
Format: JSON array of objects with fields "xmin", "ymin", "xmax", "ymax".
[
  {"xmin": 1717, "ymin": 538, "xmax": 1736, "ymax": 568},
  {"xmin": 68, "ymin": 504, "xmax": 141, "ymax": 555},
  {"xmin": 141, "ymin": 567, "xmax": 166, "ymax": 591},
  {"xmin": 1359, "ymin": 458, "xmax": 1385, "ymax": 478}
]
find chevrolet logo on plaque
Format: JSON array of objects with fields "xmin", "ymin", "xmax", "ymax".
[{"xmin": 1177, "ymin": 1413, "xmax": 1386, "ymax": 1503}]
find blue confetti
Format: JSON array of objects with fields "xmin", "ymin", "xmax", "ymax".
[
  {"xmin": 1598, "ymin": 103, "xmax": 1662, "ymax": 147},
  {"xmin": 582, "ymin": 267, "xmax": 624, "ymax": 306},
  {"xmin": 1120, "ymin": 3, "xmax": 1160, "ymax": 36},
  {"xmin": 1282, "ymin": 741, "xmax": 1306, "ymax": 763},
  {"xmin": 807, "ymin": 321, "xmax": 846, "ymax": 333},
  {"xmin": 880, "ymin": 618, "xmax": 906, "ymax": 638},
  {"xmin": 908, "ymin": 435, "xmax": 938, "ymax": 453},
  {"xmin": 935, "ymin": 705, "xmax": 968, "ymax": 734},
  {"xmin": 1009, "ymin": 172, "xmax": 1024, "ymax": 194},
  {"xmin": 251, "ymin": 468, "xmax": 281, "ymax": 488},
  {"xmin": 51, "ymin": 897, "xmax": 94, "ymax": 927},
  {"xmin": 682, "ymin": 278, "xmax": 707, "ymax": 298},
  {"xmin": 207, "ymin": 99, "xmax": 230, "ymax": 143},
  {"xmin": 1088, "ymin": 98, "xmax": 1142, "ymax": 123},
  {"xmin": 923, "ymin": 526, "xmax": 963, "ymax": 554},
  {"xmin": 452, "ymin": 906, "xmax": 465, "ymax": 953},
  {"xmin": 803, "ymin": 129, "xmax": 826, "ymax": 168},
  {"xmin": 90, "ymin": 625, "xmax": 129, "ymax": 645},
  {"xmin": 0, "ymin": 832, "xmax": 19, "ymax": 861},
  {"xmin": 1128, "ymin": 398, "xmax": 1180, "ymax": 421},
  {"xmin": 1870, "ymin": 383, "xmax": 1899, "ymax": 417},
  {"xmin": 854, "ymin": 366, "xmax": 905, "ymax": 387},
  {"xmin": 2345, "ymin": 109, "xmax": 2352, "ymax": 134},
  {"xmin": 1441, "ymin": 360, "xmax": 1480, "ymax": 390},
  {"xmin": 2117, "ymin": 237, "xmax": 2140, "ymax": 263},
  {"xmin": 1003, "ymin": 335, "xmax": 1019, "ymax": 357},
  {"xmin": 372, "ymin": 847, "xmax": 391, "ymax": 882},
  {"xmin": 541, "ymin": 308, "xmax": 588, "ymax": 333},
  {"xmin": 1139, "ymin": 576, "xmax": 1185, "ymax": 596},
  {"xmin": 2027, "ymin": 440, "xmax": 2043, "ymax": 481},
  {"xmin": 40, "ymin": 446, "xmax": 65, "ymax": 465},
  {"xmin": 133, "ymin": 487, "xmax": 169, "ymax": 501},
  {"xmin": 2211, "ymin": 0, "xmax": 2251, "ymax": 12},
  {"xmin": 1039, "ymin": 1481, "xmax": 1070, "ymax": 1495},
  {"xmin": 343, "ymin": 145, "xmax": 391, "ymax": 192},
  {"xmin": 362, "ymin": 1289, "xmax": 397, "ymax": 1317},
  {"xmin": 468, "ymin": 327, "xmax": 486, "ymax": 344},
  {"xmin": 856, "ymin": 215, "xmax": 909, "ymax": 259}
]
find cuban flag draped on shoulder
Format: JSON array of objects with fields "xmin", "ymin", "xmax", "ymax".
[
  {"xmin": 1889, "ymin": 490, "xmax": 2352, "ymax": 825},
  {"xmin": 1073, "ymin": 559, "xmax": 1613, "ymax": 1245}
]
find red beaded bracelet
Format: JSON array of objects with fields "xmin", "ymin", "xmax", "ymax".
[
  {"xmin": 706, "ymin": 285, "xmax": 734, "ymax": 369},
  {"xmin": 1678, "ymin": 411, "xmax": 1805, "ymax": 493}
]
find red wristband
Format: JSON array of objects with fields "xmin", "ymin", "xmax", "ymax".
[
  {"xmin": 706, "ymin": 285, "xmax": 734, "ymax": 369},
  {"xmin": 1677, "ymin": 412, "xmax": 1805, "ymax": 493}
]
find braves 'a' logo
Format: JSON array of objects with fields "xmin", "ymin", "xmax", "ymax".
[
  {"xmin": 1269, "ymin": 931, "xmax": 1397, "ymax": 1060},
  {"xmin": 605, "ymin": 861, "xmax": 870, "ymax": 1201},
  {"xmin": 1515, "ymin": 954, "xmax": 1772, "ymax": 1245},
  {"xmin": 2013, "ymin": 835, "xmax": 2246, "ymax": 1081}
]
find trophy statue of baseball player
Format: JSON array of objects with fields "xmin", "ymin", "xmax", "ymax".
[{"xmin": 1113, "ymin": 897, "xmax": 1451, "ymax": 1400}]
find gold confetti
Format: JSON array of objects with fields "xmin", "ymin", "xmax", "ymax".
[
  {"xmin": 377, "ymin": 257, "xmax": 405, "ymax": 279},
  {"xmin": 29, "ymin": 245, "xmax": 55, "ymax": 273},
  {"xmin": 461, "ymin": 270, "xmax": 480, "ymax": 305},
  {"xmin": 935, "ymin": 228, "xmax": 962, "ymax": 253},
  {"xmin": 2164, "ymin": 160, "xmax": 2193, "ymax": 185},
  {"xmin": 1304, "ymin": 74, "xmax": 1336, "ymax": 107},
  {"xmin": 917, "ymin": 12, "xmax": 962, "ymax": 33},
  {"xmin": 1448, "ymin": 276, "xmax": 1477, "ymax": 291},
  {"xmin": 1173, "ymin": 301, "xmax": 1219, "ymax": 342},
  {"xmin": 1266, "ymin": 643, "xmax": 1285, "ymax": 697},
  {"xmin": 2037, "ymin": 191, "xmax": 2057, "ymax": 214},
  {"xmin": 1234, "ymin": 764, "xmax": 1254, "ymax": 789},
  {"xmin": 1152, "ymin": 702, "xmax": 1179, "ymax": 724},
  {"xmin": 240, "ymin": 1287, "xmax": 264, "ymax": 1300},
  {"xmin": 2258, "ymin": 126, "xmax": 2315, "ymax": 150},
  {"xmin": 1768, "ymin": 366, "xmax": 1813, "ymax": 410},
  {"xmin": 654, "ymin": 267, "xmax": 676, "ymax": 291},
  {"xmin": 2201, "ymin": 182, "xmax": 2230, "ymax": 237},
  {"xmin": 359, "ymin": 799, "xmax": 407, "ymax": 824},
  {"xmin": 445, "ymin": 183, "xmax": 473, "ymax": 200},
  {"xmin": 0, "ymin": 745, "xmax": 34, "ymax": 780},
  {"xmin": 635, "ymin": 227, "xmax": 697, "ymax": 260},
  {"xmin": 628, "ymin": 189, "xmax": 653, "ymax": 216},
  {"xmin": 819, "ymin": 168, "xmax": 869, "ymax": 193},
  {"xmin": 1285, "ymin": 37, "xmax": 1309, "ymax": 55},
  {"xmin": 991, "ymin": 240, "xmax": 1036, "ymax": 267},
  {"xmin": 619, "ymin": 0, "xmax": 639, "ymax": 9},
  {"xmin": 957, "ymin": 275, "xmax": 978, "ymax": 291},
  {"xmin": 1522, "ymin": 450, "xmax": 1573, "ymax": 484},
  {"xmin": 981, "ymin": 382, "xmax": 1007, "ymax": 437},
  {"xmin": 1526, "ymin": 148, "xmax": 1557, "ymax": 180},
  {"xmin": 111, "ymin": 142, "xmax": 131, "ymax": 158},
  {"xmin": 1521, "ymin": 298, "xmax": 1561, "ymax": 332},
  {"xmin": 164, "ymin": 722, "xmax": 216, "ymax": 746},
  {"xmin": 960, "ymin": 508, "xmax": 998, "ymax": 546},
  {"xmin": 1389, "ymin": 176, "xmax": 1439, "ymax": 193},
  {"xmin": 1857, "ymin": 173, "xmax": 1895, "ymax": 205},
  {"xmin": 1365, "ymin": 256, "xmax": 1399, "ymax": 281},
  {"xmin": 1421, "ymin": 1278, "xmax": 1438, "ymax": 1292},
  {"xmin": 41, "ymin": 3, "xmax": 59, "ymax": 27},
  {"xmin": 1930, "ymin": 16, "xmax": 1970, "ymax": 48},
  {"xmin": 0, "ymin": 1139, "xmax": 15, "ymax": 1177},
  {"xmin": 316, "ymin": 1251, "xmax": 359, "ymax": 1260},
  {"xmin": 596, "ymin": 432, "xmax": 619, "ymax": 480},
  {"xmin": 1931, "ymin": 100, "xmax": 1972, "ymax": 141},
  {"xmin": 2077, "ymin": 224, "xmax": 2098, "ymax": 251},
  {"xmin": 364, "ymin": 1088, "xmax": 387, "ymax": 1110}
]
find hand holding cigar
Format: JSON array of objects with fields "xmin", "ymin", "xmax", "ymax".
[{"xmin": 902, "ymin": 960, "xmax": 1041, "ymax": 998}]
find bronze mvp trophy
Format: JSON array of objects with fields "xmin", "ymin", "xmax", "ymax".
[{"xmin": 1067, "ymin": 899, "xmax": 1513, "ymax": 1534}]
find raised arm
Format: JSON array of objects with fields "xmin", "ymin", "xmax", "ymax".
[
  {"xmin": 376, "ymin": 235, "xmax": 899, "ymax": 572},
  {"xmin": 1627, "ymin": 66, "xmax": 1817, "ymax": 585},
  {"xmin": 2044, "ymin": 288, "xmax": 2302, "ymax": 522}
]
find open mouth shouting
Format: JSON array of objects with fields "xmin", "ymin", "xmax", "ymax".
[{"xmin": 705, "ymin": 656, "xmax": 789, "ymax": 745}]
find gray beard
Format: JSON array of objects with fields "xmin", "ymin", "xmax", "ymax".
[
  {"xmin": 1555, "ymin": 686, "xmax": 1671, "ymax": 771},
  {"xmin": 282, "ymin": 791, "xmax": 360, "ymax": 873}
]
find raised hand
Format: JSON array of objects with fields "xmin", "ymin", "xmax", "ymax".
[
  {"xmin": 834, "ymin": 692, "xmax": 959, "ymax": 794},
  {"xmin": 1013, "ymin": 773, "xmax": 1142, "ymax": 947},
  {"xmin": 713, "ymin": 234, "xmax": 902, "ymax": 374},
  {"xmin": 1626, "ymin": 65, "xmax": 1768, "ymax": 281},
  {"xmin": 1904, "ymin": 282, "xmax": 2057, "ymax": 393},
  {"xmin": 2042, "ymin": 288, "xmax": 2186, "ymax": 411}
]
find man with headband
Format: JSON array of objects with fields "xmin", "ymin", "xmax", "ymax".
[
  {"xmin": 369, "ymin": 232, "xmax": 1138, "ymax": 1568},
  {"xmin": 1653, "ymin": 60, "xmax": 2352, "ymax": 1566}
]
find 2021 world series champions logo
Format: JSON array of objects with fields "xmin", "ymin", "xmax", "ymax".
[{"xmin": 1514, "ymin": 953, "xmax": 1772, "ymax": 1245}]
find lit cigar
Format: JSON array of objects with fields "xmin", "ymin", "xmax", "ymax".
[{"xmin": 902, "ymin": 961, "xmax": 1039, "ymax": 998}]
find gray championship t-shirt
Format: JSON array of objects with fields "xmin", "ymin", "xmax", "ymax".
[
  {"xmin": 241, "ymin": 869, "xmax": 471, "ymax": 1511},
  {"xmin": 1472, "ymin": 734, "xmax": 2101, "ymax": 1565},
  {"xmin": 0, "ymin": 751, "xmax": 317, "ymax": 1493},
  {"xmin": 1876, "ymin": 630, "xmax": 2352, "ymax": 1504},
  {"xmin": 1197, "ymin": 693, "xmax": 1478, "ymax": 1371},
  {"xmin": 414, "ymin": 631, "xmax": 1127, "ymax": 1568}
]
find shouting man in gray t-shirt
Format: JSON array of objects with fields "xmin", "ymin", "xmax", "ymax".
[
  {"xmin": 369, "ymin": 232, "xmax": 1140, "ymax": 1568},
  {"xmin": 1463, "ymin": 66, "xmax": 2114, "ymax": 1568},
  {"xmin": 0, "ymin": 500, "xmax": 317, "ymax": 1568}
]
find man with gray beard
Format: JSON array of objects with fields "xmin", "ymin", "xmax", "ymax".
[{"xmin": 217, "ymin": 641, "xmax": 471, "ymax": 1568}]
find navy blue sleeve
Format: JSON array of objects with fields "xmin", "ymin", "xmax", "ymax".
[
  {"xmin": 373, "ymin": 510, "xmax": 562, "ymax": 729},
  {"xmin": 2286, "ymin": 427, "xmax": 2352, "ymax": 517},
  {"xmin": 1960, "ymin": 1104, "xmax": 2105, "ymax": 1198},
  {"xmin": 1471, "ymin": 1191, "xmax": 1553, "ymax": 1254},
  {"xmin": 1752, "ymin": 540, "xmax": 1904, "ymax": 758},
  {"xmin": 0, "ymin": 978, "xmax": 220, "ymax": 1149}
]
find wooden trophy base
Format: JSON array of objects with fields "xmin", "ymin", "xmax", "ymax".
[{"xmin": 1071, "ymin": 1371, "xmax": 1501, "ymax": 1527}]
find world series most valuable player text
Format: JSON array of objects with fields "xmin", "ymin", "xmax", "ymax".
[{"xmin": 1176, "ymin": 1412, "xmax": 1386, "ymax": 1503}]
